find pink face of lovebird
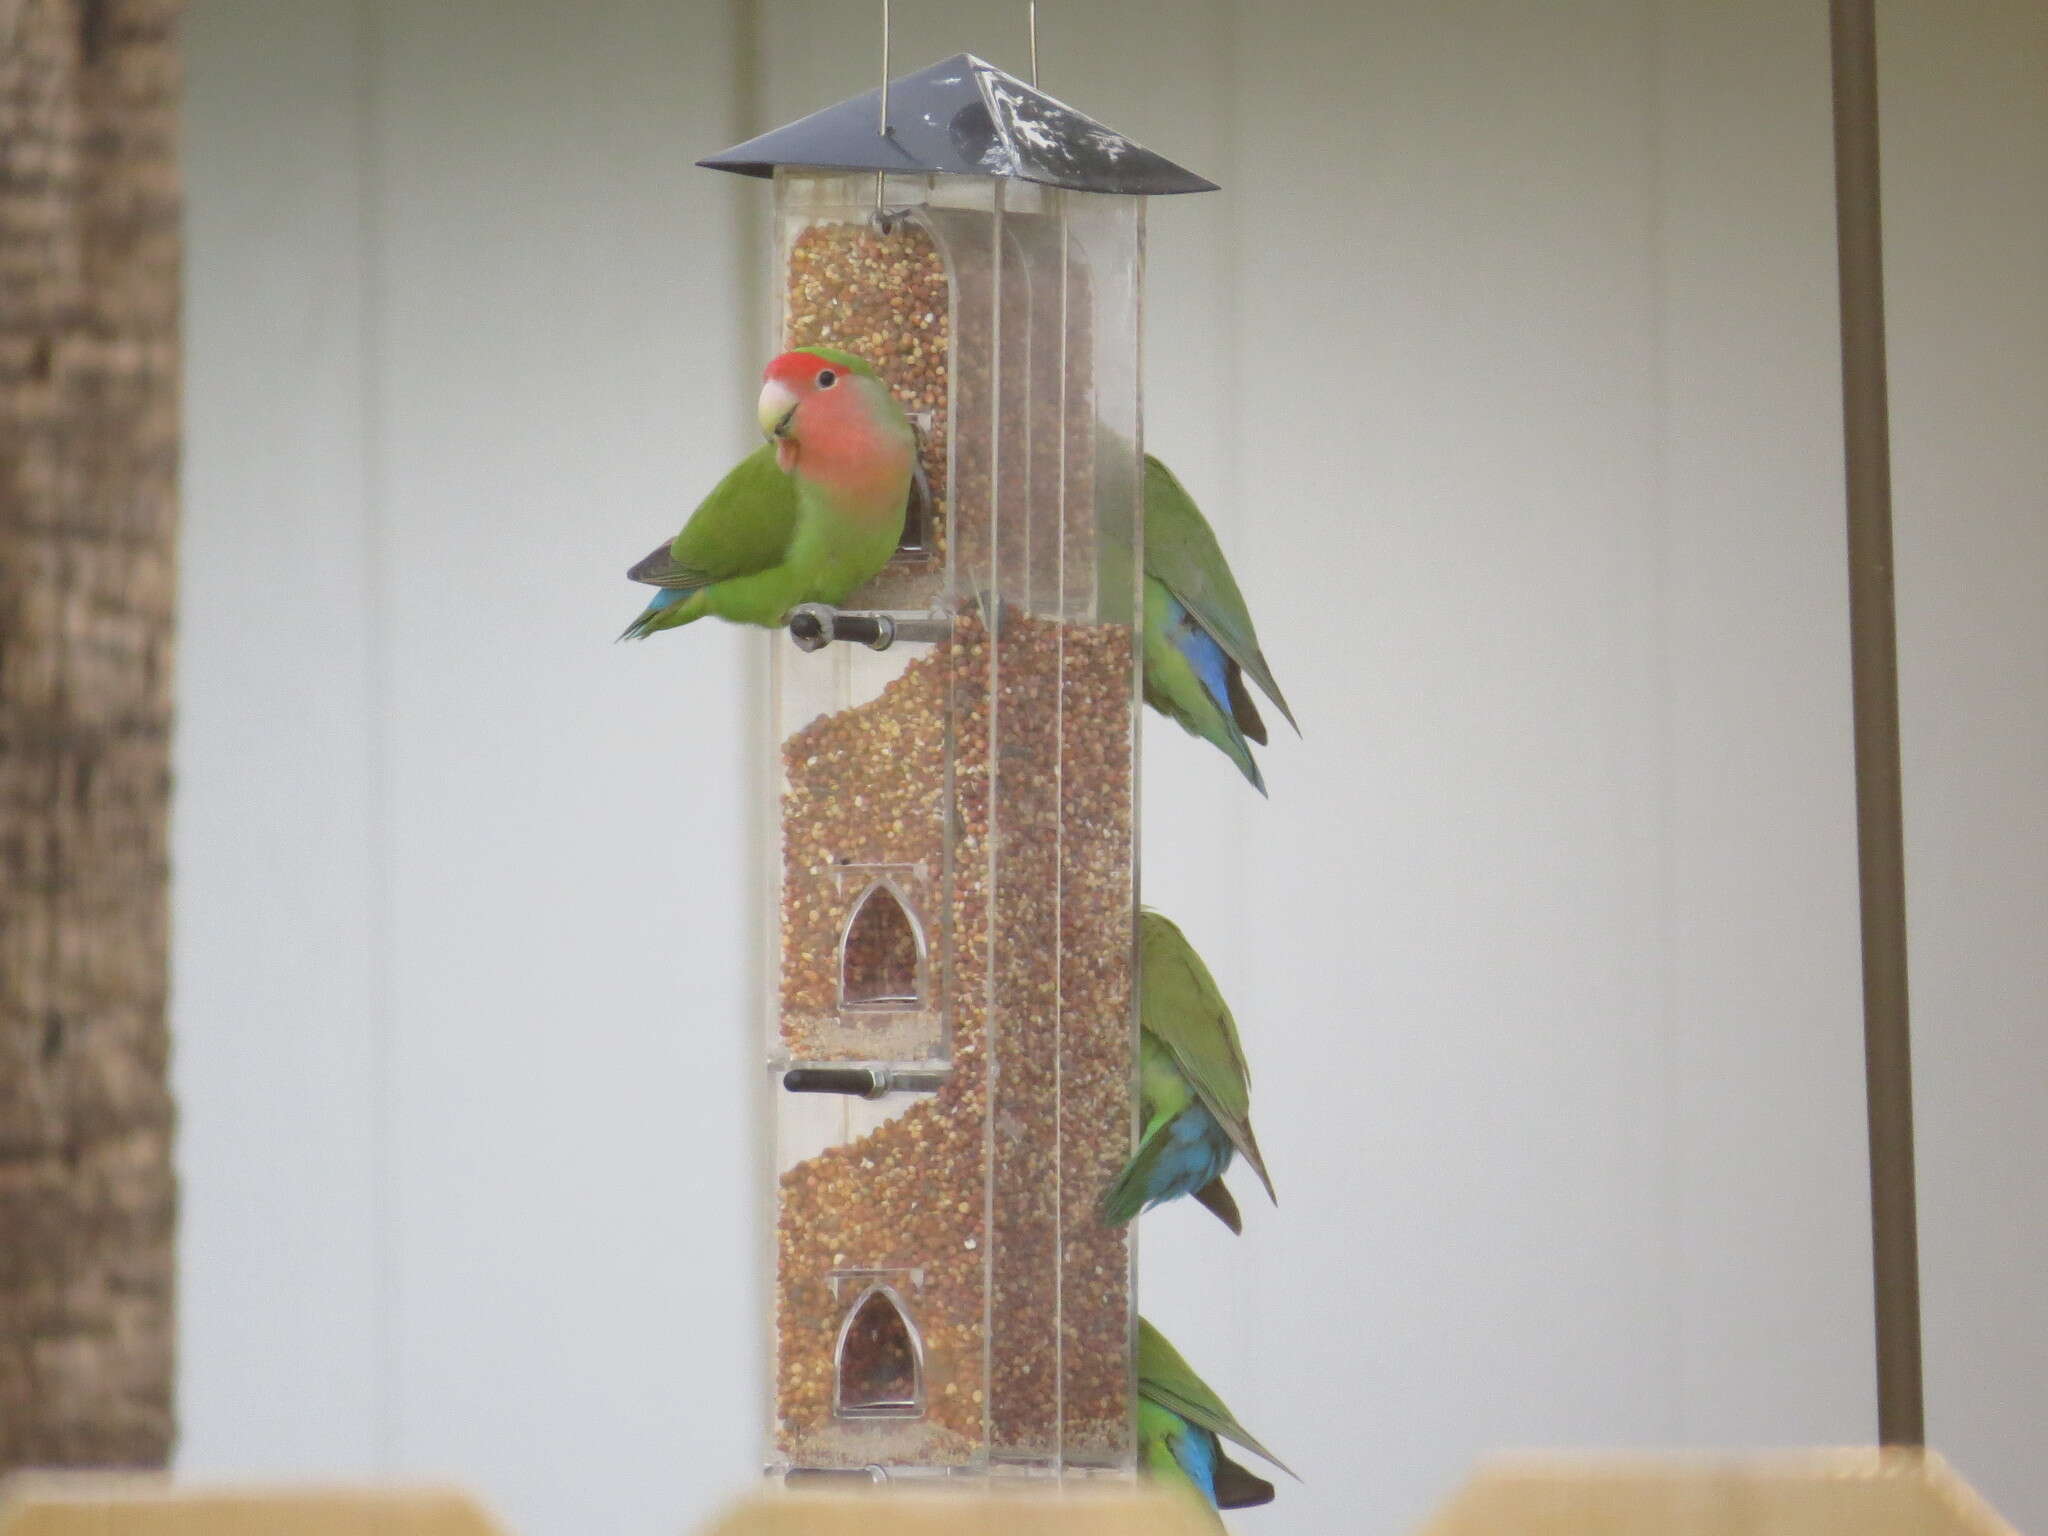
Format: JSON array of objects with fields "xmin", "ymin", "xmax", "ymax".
[{"xmin": 755, "ymin": 351, "xmax": 912, "ymax": 516}]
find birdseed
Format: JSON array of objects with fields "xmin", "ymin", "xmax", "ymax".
[{"xmin": 776, "ymin": 611, "xmax": 1135, "ymax": 1467}]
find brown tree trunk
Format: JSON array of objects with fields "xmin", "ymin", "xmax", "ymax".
[{"xmin": 0, "ymin": 0, "xmax": 181, "ymax": 1470}]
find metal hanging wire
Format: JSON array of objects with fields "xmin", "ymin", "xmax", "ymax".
[{"xmin": 873, "ymin": 0, "xmax": 890, "ymax": 224}]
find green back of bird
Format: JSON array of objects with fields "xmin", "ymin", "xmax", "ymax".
[
  {"xmin": 1137, "ymin": 1317, "xmax": 1293, "ymax": 1477},
  {"xmin": 1143, "ymin": 455, "xmax": 1297, "ymax": 732},
  {"xmin": 1139, "ymin": 910, "xmax": 1274, "ymax": 1202}
]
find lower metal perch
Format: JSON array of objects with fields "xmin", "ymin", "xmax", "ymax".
[{"xmin": 782, "ymin": 1066, "xmax": 949, "ymax": 1098}]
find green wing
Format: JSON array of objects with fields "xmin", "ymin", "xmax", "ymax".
[
  {"xmin": 1140, "ymin": 910, "xmax": 1275, "ymax": 1205},
  {"xmin": 1138, "ymin": 1317, "xmax": 1295, "ymax": 1479},
  {"xmin": 627, "ymin": 444, "xmax": 798, "ymax": 590},
  {"xmin": 1143, "ymin": 455, "xmax": 1299, "ymax": 735}
]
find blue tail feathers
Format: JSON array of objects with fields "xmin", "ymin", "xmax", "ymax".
[
  {"xmin": 1145, "ymin": 1105, "xmax": 1236, "ymax": 1214},
  {"xmin": 1102, "ymin": 1102, "xmax": 1236, "ymax": 1226},
  {"xmin": 618, "ymin": 585, "xmax": 688, "ymax": 642}
]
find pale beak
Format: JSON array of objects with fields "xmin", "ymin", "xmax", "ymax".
[{"xmin": 757, "ymin": 379, "xmax": 800, "ymax": 440}]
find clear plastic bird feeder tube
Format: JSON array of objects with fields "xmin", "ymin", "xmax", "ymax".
[
  {"xmin": 765, "ymin": 169, "xmax": 1142, "ymax": 1480},
  {"xmin": 700, "ymin": 52, "xmax": 1216, "ymax": 1485}
]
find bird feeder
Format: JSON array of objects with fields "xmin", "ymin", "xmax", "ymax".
[{"xmin": 700, "ymin": 54, "xmax": 1215, "ymax": 1483}]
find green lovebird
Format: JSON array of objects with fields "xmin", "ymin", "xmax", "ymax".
[
  {"xmin": 1143, "ymin": 455, "xmax": 1298, "ymax": 795},
  {"xmin": 1139, "ymin": 1316, "xmax": 1294, "ymax": 1523},
  {"xmin": 619, "ymin": 347, "xmax": 917, "ymax": 638},
  {"xmin": 1100, "ymin": 910, "xmax": 1275, "ymax": 1235}
]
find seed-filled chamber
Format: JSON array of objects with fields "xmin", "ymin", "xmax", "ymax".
[{"xmin": 700, "ymin": 53, "xmax": 1215, "ymax": 1483}]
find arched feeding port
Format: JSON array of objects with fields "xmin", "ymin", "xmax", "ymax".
[
  {"xmin": 838, "ymin": 879, "xmax": 925, "ymax": 1011},
  {"xmin": 832, "ymin": 1283, "xmax": 925, "ymax": 1419},
  {"xmin": 701, "ymin": 52, "xmax": 1215, "ymax": 1481}
]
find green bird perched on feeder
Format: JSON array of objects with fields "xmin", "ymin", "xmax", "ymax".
[
  {"xmin": 1143, "ymin": 455, "xmax": 1299, "ymax": 795},
  {"xmin": 618, "ymin": 347, "xmax": 917, "ymax": 637},
  {"xmin": 1139, "ymin": 1316, "xmax": 1295, "ymax": 1523},
  {"xmin": 1100, "ymin": 910, "xmax": 1275, "ymax": 1234},
  {"xmin": 621, "ymin": 411, "xmax": 1297, "ymax": 791}
]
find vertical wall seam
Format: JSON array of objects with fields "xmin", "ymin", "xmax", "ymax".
[
  {"xmin": 354, "ymin": 0, "xmax": 400, "ymax": 1474},
  {"xmin": 1828, "ymin": 0, "xmax": 1924, "ymax": 1448}
]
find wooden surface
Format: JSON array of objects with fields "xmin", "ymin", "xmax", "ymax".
[
  {"xmin": 1419, "ymin": 1451, "xmax": 2020, "ymax": 1536},
  {"xmin": 0, "ymin": 0, "xmax": 183, "ymax": 1472},
  {"xmin": 0, "ymin": 1479, "xmax": 507, "ymax": 1536},
  {"xmin": 701, "ymin": 1489, "xmax": 1215, "ymax": 1536}
]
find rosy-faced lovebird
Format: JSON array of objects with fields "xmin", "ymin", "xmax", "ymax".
[
  {"xmin": 1100, "ymin": 911, "xmax": 1274, "ymax": 1235},
  {"xmin": 619, "ymin": 347, "xmax": 917, "ymax": 638},
  {"xmin": 1143, "ymin": 455, "xmax": 1298, "ymax": 795},
  {"xmin": 1139, "ymin": 1316, "xmax": 1294, "ymax": 1525}
]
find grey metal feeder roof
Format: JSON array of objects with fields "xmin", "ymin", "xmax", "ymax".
[{"xmin": 698, "ymin": 52, "xmax": 1217, "ymax": 196}]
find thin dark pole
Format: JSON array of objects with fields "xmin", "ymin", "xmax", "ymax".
[{"xmin": 1827, "ymin": 0, "xmax": 1925, "ymax": 1448}]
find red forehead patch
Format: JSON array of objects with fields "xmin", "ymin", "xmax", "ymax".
[{"xmin": 764, "ymin": 349, "xmax": 846, "ymax": 389}]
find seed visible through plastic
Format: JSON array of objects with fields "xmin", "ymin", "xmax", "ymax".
[{"xmin": 774, "ymin": 216, "xmax": 1136, "ymax": 1471}]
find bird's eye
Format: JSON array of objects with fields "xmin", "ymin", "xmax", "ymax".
[{"xmin": 816, "ymin": 369, "xmax": 837, "ymax": 389}]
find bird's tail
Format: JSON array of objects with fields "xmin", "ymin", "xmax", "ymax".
[
  {"xmin": 1225, "ymin": 662, "xmax": 1268, "ymax": 747},
  {"xmin": 617, "ymin": 586, "xmax": 690, "ymax": 642},
  {"xmin": 1192, "ymin": 1175, "xmax": 1242, "ymax": 1235},
  {"xmin": 1213, "ymin": 1448, "xmax": 1277, "ymax": 1511}
]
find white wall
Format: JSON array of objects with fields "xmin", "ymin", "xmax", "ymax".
[
  {"xmin": 178, "ymin": 3, "xmax": 2048, "ymax": 1535},
  {"xmin": 178, "ymin": 3, "xmax": 759, "ymax": 1530},
  {"xmin": 179, "ymin": 1, "xmax": 383, "ymax": 1471}
]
